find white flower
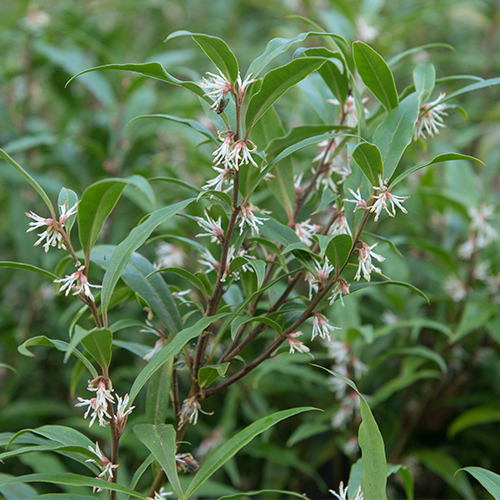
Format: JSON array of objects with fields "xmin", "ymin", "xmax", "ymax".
[
  {"xmin": 202, "ymin": 166, "xmax": 234, "ymax": 192},
  {"xmin": 213, "ymin": 132, "xmax": 235, "ymax": 166},
  {"xmin": 236, "ymin": 73, "xmax": 256, "ymax": 97},
  {"xmin": 329, "ymin": 279, "xmax": 350, "ymax": 306},
  {"xmin": 54, "ymin": 265, "xmax": 101, "ymax": 302},
  {"xmin": 114, "ymin": 393, "xmax": 135, "ymax": 427},
  {"xmin": 329, "ymin": 212, "xmax": 351, "ymax": 236},
  {"xmin": 325, "ymin": 340, "xmax": 350, "ymax": 365},
  {"xmin": 443, "ymin": 275, "xmax": 467, "ymax": 302},
  {"xmin": 312, "ymin": 163, "xmax": 339, "ymax": 193},
  {"xmin": 352, "ymin": 357, "xmax": 368, "ymax": 379},
  {"xmin": 459, "ymin": 205, "xmax": 497, "ymax": 259},
  {"xmin": 330, "ymin": 481, "xmax": 363, "ymax": 500},
  {"xmin": 344, "ymin": 188, "xmax": 368, "ymax": 212},
  {"xmin": 328, "ymin": 95, "xmax": 369, "ymax": 128},
  {"xmin": 177, "ymin": 396, "xmax": 212, "ymax": 429},
  {"xmin": 156, "ymin": 242, "xmax": 185, "ymax": 268},
  {"xmin": 86, "ymin": 441, "xmax": 119, "ymax": 490},
  {"xmin": 331, "ymin": 393, "xmax": 360, "ymax": 429},
  {"xmin": 328, "ymin": 364, "xmax": 349, "ymax": 400},
  {"xmin": 238, "ymin": 204, "xmax": 269, "ymax": 235},
  {"xmin": 147, "ymin": 487, "xmax": 173, "ymax": 500},
  {"xmin": 286, "ymin": 331, "xmax": 310, "ymax": 354},
  {"xmin": 143, "ymin": 336, "xmax": 168, "ymax": 361},
  {"xmin": 76, "ymin": 378, "xmax": 114, "ymax": 428},
  {"xmin": 306, "ymin": 260, "xmax": 334, "ymax": 299},
  {"xmin": 414, "ymin": 93, "xmax": 448, "ymax": 141},
  {"xmin": 26, "ymin": 201, "xmax": 78, "ymax": 252},
  {"xmin": 354, "ymin": 241, "xmax": 385, "ymax": 282},
  {"xmin": 371, "ymin": 174, "xmax": 409, "ymax": 221},
  {"xmin": 357, "ymin": 16, "xmax": 378, "ymax": 42},
  {"xmin": 311, "ymin": 313, "xmax": 341, "ymax": 341},
  {"xmin": 231, "ymin": 140, "xmax": 259, "ymax": 170},
  {"xmin": 200, "ymin": 70, "xmax": 233, "ymax": 110},
  {"xmin": 195, "ymin": 211, "xmax": 224, "ymax": 243},
  {"xmin": 172, "ymin": 289, "xmax": 192, "ymax": 303},
  {"xmin": 198, "ymin": 248, "xmax": 219, "ymax": 274},
  {"xmin": 294, "ymin": 172, "xmax": 304, "ymax": 195},
  {"xmin": 295, "ymin": 219, "xmax": 321, "ymax": 246}
]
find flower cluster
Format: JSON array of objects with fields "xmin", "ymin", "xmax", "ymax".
[
  {"xmin": 295, "ymin": 219, "xmax": 322, "ymax": 246},
  {"xmin": 54, "ymin": 265, "xmax": 101, "ymax": 302},
  {"xmin": 458, "ymin": 205, "xmax": 497, "ymax": 259},
  {"xmin": 86, "ymin": 442, "xmax": 119, "ymax": 492},
  {"xmin": 354, "ymin": 241, "xmax": 385, "ymax": 282},
  {"xmin": 195, "ymin": 211, "xmax": 225, "ymax": 243},
  {"xmin": 311, "ymin": 313, "xmax": 341, "ymax": 342},
  {"xmin": 371, "ymin": 175, "xmax": 409, "ymax": 221},
  {"xmin": 306, "ymin": 260, "xmax": 334, "ymax": 300},
  {"xmin": 177, "ymin": 396, "xmax": 213, "ymax": 429},
  {"xmin": 330, "ymin": 481, "xmax": 364, "ymax": 500},
  {"xmin": 414, "ymin": 93, "xmax": 448, "ymax": 141},
  {"xmin": 328, "ymin": 95, "xmax": 369, "ymax": 128},
  {"xmin": 286, "ymin": 331, "xmax": 311, "ymax": 354},
  {"xmin": 212, "ymin": 132, "xmax": 259, "ymax": 171},
  {"xmin": 75, "ymin": 377, "xmax": 114, "ymax": 427},
  {"xmin": 238, "ymin": 203, "xmax": 269, "ymax": 235}
]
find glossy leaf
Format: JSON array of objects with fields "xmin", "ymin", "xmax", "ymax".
[
  {"xmin": 387, "ymin": 43, "xmax": 454, "ymax": 66},
  {"xmin": 248, "ymin": 260, "xmax": 266, "ymax": 289},
  {"xmin": 389, "ymin": 153, "xmax": 482, "ymax": 188},
  {"xmin": 352, "ymin": 142, "xmax": 384, "ymax": 184},
  {"xmin": 0, "ymin": 148, "xmax": 55, "ymax": 216},
  {"xmin": 129, "ymin": 114, "xmax": 217, "ymax": 142},
  {"xmin": 133, "ymin": 424, "xmax": 182, "ymax": 499},
  {"xmin": 90, "ymin": 246, "xmax": 182, "ymax": 334},
  {"xmin": 0, "ymin": 262, "xmax": 57, "ymax": 281},
  {"xmin": 387, "ymin": 464, "xmax": 414, "ymax": 500},
  {"xmin": 65, "ymin": 62, "xmax": 206, "ymax": 99},
  {"xmin": 146, "ymin": 358, "xmax": 173, "ymax": 425},
  {"xmin": 413, "ymin": 63, "xmax": 436, "ymax": 102},
  {"xmin": 458, "ymin": 467, "xmax": 500, "ymax": 499},
  {"xmin": 149, "ymin": 176, "xmax": 202, "ymax": 193},
  {"xmin": 321, "ymin": 368, "xmax": 387, "ymax": 500},
  {"xmin": 128, "ymin": 313, "xmax": 229, "ymax": 404},
  {"xmin": 448, "ymin": 406, "xmax": 500, "ymax": 438},
  {"xmin": 184, "ymin": 407, "xmax": 318, "ymax": 498},
  {"xmin": 353, "ymin": 41, "xmax": 398, "ymax": 111},
  {"xmin": 198, "ymin": 362, "xmax": 230, "ymax": 388},
  {"xmin": 373, "ymin": 92, "xmax": 420, "ymax": 180},
  {"xmin": 167, "ymin": 31, "xmax": 238, "ymax": 82},
  {"xmin": 350, "ymin": 280, "xmax": 429, "ymax": 303},
  {"xmin": 0, "ymin": 473, "xmax": 147, "ymax": 499},
  {"xmin": 444, "ymin": 76, "xmax": 500, "ymax": 102},
  {"xmin": 17, "ymin": 336, "xmax": 98, "ymax": 378},
  {"xmin": 100, "ymin": 198, "xmax": 194, "ymax": 324},
  {"xmin": 260, "ymin": 217, "xmax": 301, "ymax": 246},
  {"xmin": 58, "ymin": 188, "xmax": 79, "ymax": 234},
  {"xmin": 245, "ymin": 58, "xmax": 325, "ymax": 130},
  {"xmin": 146, "ymin": 266, "xmax": 209, "ymax": 297},
  {"xmin": 81, "ymin": 328, "xmax": 112, "ymax": 371},
  {"xmin": 246, "ymin": 31, "xmax": 348, "ymax": 79},
  {"xmin": 325, "ymin": 234, "xmax": 353, "ymax": 271}
]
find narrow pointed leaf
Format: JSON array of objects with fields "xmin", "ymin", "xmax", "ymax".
[
  {"xmin": 218, "ymin": 490, "xmax": 309, "ymax": 500},
  {"xmin": 443, "ymin": 77, "xmax": 500, "ymax": 102},
  {"xmin": 198, "ymin": 363, "xmax": 230, "ymax": 388},
  {"xmin": 81, "ymin": 328, "xmax": 112, "ymax": 371},
  {"xmin": 389, "ymin": 153, "xmax": 482, "ymax": 188},
  {"xmin": 373, "ymin": 92, "xmax": 420, "ymax": 180},
  {"xmin": 353, "ymin": 41, "xmax": 398, "ymax": 111},
  {"xmin": 245, "ymin": 58, "xmax": 325, "ymax": 129},
  {"xmin": 247, "ymin": 260, "xmax": 266, "ymax": 289},
  {"xmin": 133, "ymin": 424, "xmax": 182, "ymax": 499},
  {"xmin": 350, "ymin": 281, "xmax": 429, "ymax": 303},
  {"xmin": 184, "ymin": 407, "xmax": 319, "ymax": 498},
  {"xmin": 352, "ymin": 142, "xmax": 383, "ymax": 184},
  {"xmin": 0, "ymin": 262, "xmax": 57, "ymax": 280},
  {"xmin": 413, "ymin": 63, "xmax": 436, "ymax": 102},
  {"xmin": 65, "ymin": 62, "xmax": 205, "ymax": 98},
  {"xmin": 325, "ymin": 234, "xmax": 353, "ymax": 271},
  {"xmin": 448, "ymin": 406, "xmax": 500, "ymax": 439},
  {"xmin": 458, "ymin": 467, "xmax": 500, "ymax": 499},
  {"xmin": 146, "ymin": 358, "xmax": 173, "ymax": 425},
  {"xmin": 0, "ymin": 148, "xmax": 55, "ymax": 216},
  {"xmin": 387, "ymin": 43, "xmax": 454, "ymax": 66},
  {"xmin": 100, "ymin": 199, "xmax": 194, "ymax": 324},
  {"xmin": 167, "ymin": 31, "xmax": 238, "ymax": 82}
]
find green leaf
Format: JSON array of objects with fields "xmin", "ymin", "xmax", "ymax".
[
  {"xmin": 149, "ymin": 176, "xmax": 202, "ymax": 193},
  {"xmin": 63, "ymin": 325, "xmax": 91, "ymax": 363},
  {"xmin": 128, "ymin": 313, "xmax": 229, "ymax": 405},
  {"xmin": 444, "ymin": 77, "xmax": 500, "ymax": 102},
  {"xmin": 78, "ymin": 179, "xmax": 127, "ymax": 261},
  {"xmin": 387, "ymin": 43, "xmax": 454, "ymax": 66},
  {"xmin": 89, "ymin": 246, "xmax": 183, "ymax": 334},
  {"xmin": 0, "ymin": 473, "xmax": 147, "ymax": 499},
  {"xmin": 184, "ymin": 407, "xmax": 318, "ymax": 499},
  {"xmin": 458, "ymin": 467, "xmax": 500, "ymax": 499},
  {"xmin": 0, "ymin": 262, "xmax": 57, "ymax": 281},
  {"xmin": 167, "ymin": 31, "xmax": 239, "ymax": 82},
  {"xmin": 320, "ymin": 368, "xmax": 387, "ymax": 500},
  {"xmin": 352, "ymin": 142, "xmax": 384, "ymax": 184},
  {"xmin": 260, "ymin": 217, "xmax": 301, "ymax": 246},
  {"xmin": 0, "ymin": 148, "xmax": 55, "ymax": 217},
  {"xmin": 448, "ymin": 406, "xmax": 500, "ymax": 439},
  {"xmin": 450, "ymin": 295, "xmax": 497, "ymax": 344},
  {"xmin": 353, "ymin": 41, "xmax": 398, "ymax": 111},
  {"xmin": 311, "ymin": 190, "xmax": 340, "ymax": 216},
  {"xmin": 350, "ymin": 280, "xmax": 429, "ymax": 303},
  {"xmin": 245, "ymin": 58, "xmax": 325, "ymax": 130},
  {"xmin": 198, "ymin": 363, "xmax": 230, "ymax": 388},
  {"xmin": 388, "ymin": 346, "xmax": 447, "ymax": 373},
  {"xmin": 389, "ymin": 153, "xmax": 482, "ymax": 188},
  {"xmin": 81, "ymin": 328, "xmax": 112, "ymax": 371},
  {"xmin": 129, "ymin": 114, "xmax": 217, "ymax": 142},
  {"xmin": 58, "ymin": 188, "xmax": 79, "ymax": 234},
  {"xmin": 373, "ymin": 92, "xmax": 420, "ymax": 181},
  {"xmin": 0, "ymin": 474, "xmax": 38, "ymax": 500},
  {"xmin": 17, "ymin": 336, "xmax": 98, "ymax": 378},
  {"xmin": 247, "ymin": 260, "xmax": 266, "ymax": 289},
  {"xmin": 387, "ymin": 464, "xmax": 414, "ymax": 500},
  {"xmin": 230, "ymin": 315, "xmax": 282, "ymax": 340},
  {"xmin": 146, "ymin": 358, "xmax": 173, "ymax": 425},
  {"xmin": 218, "ymin": 490, "xmax": 309, "ymax": 500},
  {"xmin": 413, "ymin": 63, "xmax": 436, "ymax": 102},
  {"xmin": 133, "ymin": 424, "xmax": 182, "ymax": 499},
  {"xmin": 146, "ymin": 266, "xmax": 209, "ymax": 296},
  {"xmin": 325, "ymin": 234, "xmax": 353, "ymax": 271},
  {"xmin": 65, "ymin": 62, "xmax": 206, "ymax": 99},
  {"xmin": 25, "ymin": 495, "xmax": 98, "ymax": 499},
  {"xmin": 414, "ymin": 450, "xmax": 474, "ymax": 499},
  {"xmin": 246, "ymin": 31, "xmax": 348, "ymax": 79},
  {"xmin": 100, "ymin": 198, "xmax": 194, "ymax": 325}
]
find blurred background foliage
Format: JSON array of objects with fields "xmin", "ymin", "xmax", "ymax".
[{"xmin": 1, "ymin": 0, "xmax": 500, "ymax": 498}]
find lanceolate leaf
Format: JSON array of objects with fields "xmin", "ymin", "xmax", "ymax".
[
  {"xmin": 65, "ymin": 62, "xmax": 205, "ymax": 99},
  {"xmin": 245, "ymin": 58, "xmax": 326, "ymax": 130},
  {"xmin": 443, "ymin": 76, "xmax": 500, "ymax": 102},
  {"xmin": 184, "ymin": 407, "xmax": 319, "ymax": 499},
  {"xmin": 350, "ymin": 281, "xmax": 429, "ymax": 303},
  {"xmin": 100, "ymin": 198, "xmax": 194, "ymax": 324},
  {"xmin": 0, "ymin": 148, "xmax": 55, "ymax": 217},
  {"xmin": 352, "ymin": 142, "xmax": 383, "ymax": 184},
  {"xmin": 0, "ymin": 262, "xmax": 57, "ymax": 281},
  {"xmin": 246, "ymin": 32, "xmax": 348, "ymax": 80},
  {"xmin": 167, "ymin": 31, "xmax": 239, "ymax": 82},
  {"xmin": 448, "ymin": 406, "xmax": 500, "ymax": 438},
  {"xmin": 353, "ymin": 41, "xmax": 398, "ymax": 111},
  {"xmin": 413, "ymin": 63, "xmax": 436, "ymax": 102},
  {"xmin": 387, "ymin": 43, "xmax": 454, "ymax": 67},
  {"xmin": 458, "ymin": 467, "xmax": 500, "ymax": 499},
  {"xmin": 89, "ymin": 246, "xmax": 183, "ymax": 334},
  {"xmin": 81, "ymin": 328, "xmax": 112, "ymax": 371},
  {"xmin": 389, "ymin": 153, "xmax": 482, "ymax": 188},
  {"xmin": 325, "ymin": 234, "xmax": 353, "ymax": 271},
  {"xmin": 133, "ymin": 424, "xmax": 182, "ymax": 499},
  {"xmin": 373, "ymin": 92, "xmax": 420, "ymax": 181}
]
